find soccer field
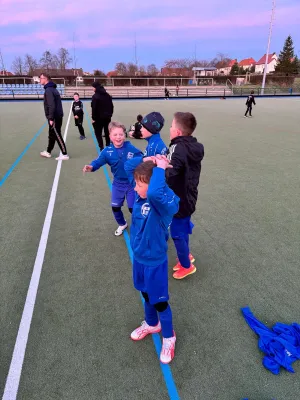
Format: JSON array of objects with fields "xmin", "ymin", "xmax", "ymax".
[{"xmin": 1, "ymin": 98, "xmax": 300, "ymax": 400}]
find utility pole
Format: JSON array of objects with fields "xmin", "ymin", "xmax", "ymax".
[
  {"xmin": 134, "ymin": 33, "xmax": 138, "ymax": 66},
  {"xmin": 0, "ymin": 49, "xmax": 6, "ymax": 75},
  {"xmin": 261, "ymin": 0, "xmax": 276, "ymax": 95},
  {"xmin": 73, "ymin": 32, "xmax": 78, "ymax": 87}
]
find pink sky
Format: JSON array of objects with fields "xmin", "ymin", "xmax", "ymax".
[{"xmin": 1, "ymin": 0, "xmax": 300, "ymax": 72}]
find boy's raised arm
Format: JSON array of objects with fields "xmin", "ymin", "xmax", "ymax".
[
  {"xmin": 147, "ymin": 167, "xmax": 179, "ymax": 217},
  {"xmin": 90, "ymin": 149, "xmax": 107, "ymax": 172}
]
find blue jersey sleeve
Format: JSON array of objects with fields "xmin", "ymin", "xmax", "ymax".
[
  {"xmin": 147, "ymin": 167, "xmax": 179, "ymax": 217},
  {"xmin": 90, "ymin": 149, "xmax": 107, "ymax": 172},
  {"xmin": 124, "ymin": 157, "xmax": 143, "ymax": 186}
]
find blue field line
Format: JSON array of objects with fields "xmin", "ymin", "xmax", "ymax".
[
  {"xmin": 84, "ymin": 108, "xmax": 180, "ymax": 400},
  {"xmin": 0, "ymin": 122, "xmax": 47, "ymax": 189}
]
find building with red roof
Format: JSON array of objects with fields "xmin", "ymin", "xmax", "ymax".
[
  {"xmin": 255, "ymin": 52, "xmax": 277, "ymax": 74},
  {"xmin": 217, "ymin": 59, "xmax": 238, "ymax": 75},
  {"xmin": 239, "ymin": 58, "xmax": 256, "ymax": 70}
]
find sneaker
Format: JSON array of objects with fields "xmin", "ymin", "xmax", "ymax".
[
  {"xmin": 173, "ymin": 264, "xmax": 196, "ymax": 280},
  {"xmin": 55, "ymin": 155, "xmax": 69, "ymax": 161},
  {"xmin": 80, "ymin": 136, "xmax": 86, "ymax": 140},
  {"xmin": 173, "ymin": 254, "xmax": 195, "ymax": 271},
  {"xmin": 114, "ymin": 223, "xmax": 128, "ymax": 236},
  {"xmin": 40, "ymin": 151, "xmax": 51, "ymax": 158},
  {"xmin": 160, "ymin": 333, "xmax": 176, "ymax": 364},
  {"xmin": 131, "ymin": 321, "xmax": 161, "ymax": 341}
]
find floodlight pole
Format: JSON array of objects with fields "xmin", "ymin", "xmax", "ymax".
[{"xmin": 261, "ymin": 0, "xmax": 276, "ymax": 95}]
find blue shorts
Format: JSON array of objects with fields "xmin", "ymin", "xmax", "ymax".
[
  {"xmin": 133, "ymin": 258, "xmax": 169, "ymax": 305},
  {"xmin": 111, "ymin": 180, "xmax": 135, "ymax": 208},
  {"xmin": 170, "ymin": 216, "xmax": 194, "ymax": 238}
]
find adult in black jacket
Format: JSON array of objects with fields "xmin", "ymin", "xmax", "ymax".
[
  {"xmin": 91, "ymin": 82, "xmax": 114, "ymax": 150},
  {"xmin": 166, "ymin": 112, "xmax": 204, "ymax": 280},
  {"xmin": 39, "ymin": 73, "xmax": 69, "ymax": 160}
]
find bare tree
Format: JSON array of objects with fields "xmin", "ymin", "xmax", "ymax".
[
  {"xmin": 24, "ymin": 54, "xmax": 38, "ymax": 75},
  {"xmin": 115, "ymin": 62, "xmax": 127, "ymax": 75},
  {"xmin": 211, "ymin": 53, "xmax": 231, "ymax": 68},
  {"xmin": 12, "ymin": 56, "xmax": 24, "ymax": 75},
  {"xmin": 138, "ymin": 65, "xmax": 146, "ymax": 75},
  {"xmin": 147, "ymin": 64, "xmax": 158, "ymax": 75},
  {"xmin": 57, "ymin": 48, "xmax": 72, "ymax": 70},
  {"xmin": 127, "ymin": 62, "xmax": 138, "ymax": 75},
  {"xmin": 51, "ymin": 54, "xmax": 60, "ymax": 69},
  {"xmin": 94, "ymin": 69, "xmax": 106, "ymax": 76},
  {"xmin": 40, "ymin": 50, "xmax": 54, "ymax": 70},
  {"xmin": 164, "ymin": 59, "xmax": 194, "ymax": 69}
]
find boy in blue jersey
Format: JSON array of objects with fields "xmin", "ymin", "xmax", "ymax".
[
  {"xmin": 126, "ymin": 156, "xmax": 179, "ymax": 364},
  {"xmin": 126, "ymin": 112, "xmax": 168, "ymax": 173},
  {"xmin": 83, "ymin": 121, "xmax": 143, "ymax": 236}
]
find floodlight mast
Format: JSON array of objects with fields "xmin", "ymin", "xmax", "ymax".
[{"xmin": 261, "ymin": 0, "xmax": 276, "ymax": 95}]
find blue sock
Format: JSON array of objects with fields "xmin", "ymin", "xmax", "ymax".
[
  {"xmin": 159, "ymin": 305, "xmax": 173, "ymax": 338},
  {"xmin": 144, "ymin": 301, "xmax": 159, "ymax": 327},
  {"xmin": 173, "ymin": 236, "xmax": 190, "ymax": 268},
  {"xmin": 113, "ymin": 210, "xmax": 126, "ymax": 226}
]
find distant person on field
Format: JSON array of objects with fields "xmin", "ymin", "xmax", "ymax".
[
  {"xmin": 91, "ymin": 82, "xmax": 114, "ymax": 150},
  {"xmin": 164, "ymin": 87, "xmax": 170, "ymax": 100},
  {"xmin": 128, "ymin": 114, "xmax": 143, "ymax": 139},
  {"xmin": 72, "ymin": 92, "xmax": 86, "ymax": 140},
  {"xmin": 39, "ymin": 73, "xmax": 69, "ymax": 161},
  {"xmin": 176, "ymin": 84, "xmax": 179, "ymax": 97},
  {"xmin": 245, "ymin": 90, "xmax": 256, "ymax": 118}
]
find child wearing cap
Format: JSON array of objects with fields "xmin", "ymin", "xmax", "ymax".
[{"xmin": 125, "ymin": 112, "xmax": 168, "ymax": 173}]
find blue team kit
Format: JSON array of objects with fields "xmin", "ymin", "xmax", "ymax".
[
  {"xmin": 125, "ymin": 161, "xmax": 179, "ymax": 304},
  {"xmin": 241, "ymin": 306, "xmax": 300, "ymax": 375},
  {"xmin": 90, "ymin": 141, "xmax": 143, "ymax": 207}
]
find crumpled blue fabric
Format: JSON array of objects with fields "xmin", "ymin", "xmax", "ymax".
[{"xmin": 241, "ymin": 306, "xmax": 300, "ymax": 375}]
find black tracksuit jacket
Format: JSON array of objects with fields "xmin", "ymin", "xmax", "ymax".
[
  {"xmin": 166, "ymin": 136, "xmax": 204, "ymax": 219},
  {"xmin": 43, "ymin": 81, "xmax": 64, "ymax": 121},
  {"xmin": 91, "ymin": 86, "xmax": 114, "ymax": 121}
]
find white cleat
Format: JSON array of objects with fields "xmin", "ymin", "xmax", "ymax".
[
  {"xmin": 160, "ymin": 334, "xmax": 176, "ymax": 364},
  {"xmin": 114, "ymin": 223, "xmax": 128, "ymax": 236},
  {"xmin": 55, "ymin": 155, "xmax": 69, "ymax": 161},
  {"xmin": 131, "ymin": 321, "xmax": 161, "ymax": 341},
  {"xmin": 40, "ymin": 151, "xmax": 51, "ymax": 158}
]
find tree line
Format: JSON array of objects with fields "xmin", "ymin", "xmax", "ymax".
[
  {"xmin": 11, "ymin": 48, "xmax": 72, "ymax": 75},
  {"xmin": 11, "ymin": 36, "xmax": 300, "ymax": 76}
]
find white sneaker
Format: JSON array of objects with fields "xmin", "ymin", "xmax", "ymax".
[
  {"xmin": 114, "ymin": 223, "xmax": 128, "ymax": 236},
  {"xmin": 40, "ymin": 151, "xmax": 51, "ymax": 158},
  {"xmin": 160, "ymin": 333, "xmax": 176, "ymax": 364},
  {"xmin": 55, "ymin": 155, "xmax": 69, "ymax": 161},
  {"xmin": 131, "ymin": 321, "xmax": 161, "ymax": 341}
]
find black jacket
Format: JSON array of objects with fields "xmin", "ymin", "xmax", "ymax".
[
  {"xmin": 246, "ymin": 95, "xmax": 256, "ymax": 106},
  {"xmin": 43, "ymin": 81, "xmax": 64, "ymax": 121},
  {"xmin": 72, "ymin": 100, "xmax": 84, "ymax": 117},
  {"xmin": 166, "ymin": 136, "xmax": 204, "ymax": 218},
  {"xmin": 91, "ymin": 86, "xmax": 114, "ymax": 121}
]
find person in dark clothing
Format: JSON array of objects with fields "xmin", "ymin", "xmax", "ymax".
[
  {"xmin": 245, "ymin": 90, "xmax": 256, "ymax": 117},
  {"xmin": 39, "ymin": 73, "xmax": 69, "ymax": 160},
  {"xmin": 164, "ymin": 87, "xmax": 170, "ymax": 100},
  {"xmin": 166, "ymin": 112, "xmax": 204, "ymax": 280},
  {"xmin": 128, "ymin": 114, "xmax": 143, "ymax": 139},
  {"xmin": 72, "ymin": 93, "xmax": 85, "ymax": 140},
  {"xmin": 91, "ymin": 82, "xmax": 114, "ymax": 150}
]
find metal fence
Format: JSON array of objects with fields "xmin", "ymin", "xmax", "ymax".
[{"xmin": 1, "ymin": 86, "xmax": 300, "ymax": 100}]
